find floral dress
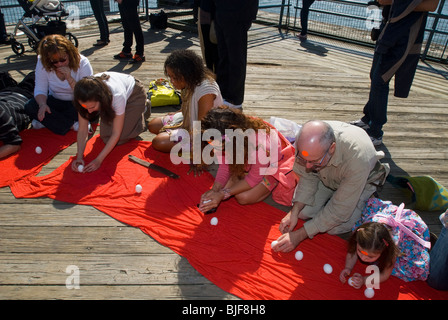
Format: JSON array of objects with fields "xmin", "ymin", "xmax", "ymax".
[{"xmin": 353, "ymin": 198, "xmax": 430, "ymax": 282}]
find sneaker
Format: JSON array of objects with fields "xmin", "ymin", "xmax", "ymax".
[
  {"xmin": 113, "ymin": 51, "xmax": 132, "ymax": 60},
  {"xmin": 370, "ymin": 135, "xmax": 383, "ymax": 146},
  {"xmin": 349, "ymin": 119, "xmax": 370, "ymax": 130},
  {"xmin": 31, "ymin": 119, "xmax": 45, "ymax": 129},
  {"xmin": 129, "ymin": 54, "xmax": 145, "ymax": 64}
]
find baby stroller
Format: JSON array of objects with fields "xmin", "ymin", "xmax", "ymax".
[{"xmin": 10, "ymin": 0, "xmax": 78, "ymax": 55}]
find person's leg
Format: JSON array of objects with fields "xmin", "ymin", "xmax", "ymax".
[
  {"xmin": 299, "ymin": 181, "xmax": 334, "ymax": 219},
  {"xmin": 364, "ymin": 53, "xmax": 389, "ymax": 140},
  {"xmin": 118, "ymin": 2, "xmax": 133, "ymax": 54},
  {"xmin": 427, "ymin": 226, "xmax": 448, "ymax": 290},
  {"xmin": 233, "ymin": 176, "xmax": 278, "ymax": 205},
  {"xmin": 214, "ymin": 16, "xmax": 251, "ymax": 106},
  {"xmin": 300, "ymin": 0, "xmax": 316, "ymax": 36}
]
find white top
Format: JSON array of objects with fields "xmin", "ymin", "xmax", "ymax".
[
  {"xmin": 96, "ymin": 72, "xmax": 136, "ymax": 116},
  {"xmin": 187, "ymin": 79, "xmax": 223, "ymax": 128},
  {"xmin": 34, "ymin": 54, "xmax": 93, "ymax": 101}
]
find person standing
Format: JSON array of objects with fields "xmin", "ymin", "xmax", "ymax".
[
  {"xmin": 113, "ymin": 0, "xmax": 145, "ymax": 64},
  {"xmin": 351, "ymin": 0, "xmax": 440, "ymax": 146},
  {"xmin": 90, "ymin": 0, "xmax": 110, "ymax": 46},
  {"xmin": 212, "ymin": 0, "xmax": 258, "ymax": 109},
  {"xmin": 297, "ymin": 0, "xmax": 316, "ymax": 41}
]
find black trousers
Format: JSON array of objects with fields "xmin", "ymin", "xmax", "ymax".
[
  {"xmin": 214, "ymin": 16, "xmax": 253, "ymax": 106},
  {"xmin": 89, "ymin": 0, "xmax": 110, "ymax": 41},
  {"xmin": 118, "ymin": 0, "xmax": 144, "ymax": 55},
  {"xmin": 24, "ymin": 96, "xmax": 78, "ymax": 135}
]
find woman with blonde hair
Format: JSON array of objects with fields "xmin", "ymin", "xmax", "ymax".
[{"xmin": 25, "ymin": 34, "xmax": 93, "ymax": 135}]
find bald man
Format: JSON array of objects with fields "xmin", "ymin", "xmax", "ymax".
[{"xmin": 273, "ymin": 120, "xmax": 389, "ymax": 252}]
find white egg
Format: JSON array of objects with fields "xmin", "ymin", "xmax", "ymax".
[
  {"xmin": 323, "ymin": 263, "xmax": 333, "ymax": 274},
  {"xmin": 35, "ymin": 146, "xmax": 42, "ymax": 154},
  {"xmin": 271, "ymin": 240, "xmax": 278, "ymax": 249},
  {"xmin": 77, "ymin": 164, "xmax": 84, "ymax": 173},
  {"xmin": 348, "ymin": 277, "xmax": 355, "ymax": 287},
  {"xmin": 210, "ymin": 217, "xmax": 218, "ymax": 225},
  {"xmin": 364, "ymin": 287, "xmax": 375, "ymax": 299},
  {"xmin": 294, "ymin": 250, "xmax": 304, "ymax": 261},
  {"xmin": 135, "ymin": 184, "xmax": 142, "ymax": 193}
]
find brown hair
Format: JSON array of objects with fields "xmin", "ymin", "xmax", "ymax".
[
  {"xmin": 201, "ymin": 106, "xmax": 271, "ymax": 179},
  {"xmin": 348, "ymin": 222, "xmax": 400, "ymax": 271},
  {"xmin": 164, "ymin": 49, "xmax": 215, "ymax": 131},
  {"xmin": 38, "ymin": 34, "xmax": 81, "ymax": 72},
  {"xmin": 73, "ymin": 74, "xmax": 115, "ymax": 123}
]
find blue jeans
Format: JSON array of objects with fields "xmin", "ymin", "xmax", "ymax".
[
  {"xmin": 427, "ymin": 227, "xmax": 448, "ymax": 290},
  {"xmin": 361, "ymin": 52, "xmax": 390, "ymax": 139}
]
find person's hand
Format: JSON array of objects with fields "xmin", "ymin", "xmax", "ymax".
[
  {"xmin": 349, "ymin": 273, "xmax": 364, "ymax": 289},
  {"xmin": 198, "ymin": 189, "xmax": 223, "ymax": 213},
  {"xmin": 279, "ymin": 210, "xmax": 299, "ymax": 234},
  {"xmin": 38, "ymin": 103, "xmax": 51, "ymax": 122},
  {"xmin": 187, "ymin": 163, "xmax": 207, "ymax": 177},
  {"xmin": 71, "ymin": 158, "xmax": 85, "ymax": 172},
  {"xmin": 55, "ymin": 66, "xmax": 71, "ymax": 80},
  {"xmin": 83, "ymin": 158, "xmax": 102, "ymax": 172},
  {"xmin": 272, "ymin": 228, "xmax": 308, "ymax": 252},
  {"xmin": 339, "ymin": 268, "xmax": 351, "ymax": 283}
]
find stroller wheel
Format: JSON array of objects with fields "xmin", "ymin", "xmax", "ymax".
[
  {"xmin": 28, "ymin": 38, "xmax": 39, "ymax": 51},
  {"xmin": 65, "ymin": 33, "xmax": 78, "ymax": 48},
  {"xmin": 11, "ymin": 41, "xmax": 25, "ymax": 56}
]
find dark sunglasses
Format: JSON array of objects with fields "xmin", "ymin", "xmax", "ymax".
[{"xmin": 50, "ymin": 57, "xmax": 67, "ymax": 65}]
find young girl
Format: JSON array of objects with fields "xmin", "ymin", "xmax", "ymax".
[
  {"xmin": 340, "ymin": 198, "xmax": 431, "ymax": 288},
  {"xmin": 147, "ymin": 49, "xmax": 223, "ymax": 153},
  {"xmin": 71, "ymin": 72, "xmax": 146, "ymax": 172},
  {"xmin": 198, "ymin": 106, "xmax": 296, "ymax": 212}
]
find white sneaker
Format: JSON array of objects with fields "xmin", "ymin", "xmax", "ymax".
[{"xmin": 31, "ymin": 119, "xmax": 45, "ymax": 129}]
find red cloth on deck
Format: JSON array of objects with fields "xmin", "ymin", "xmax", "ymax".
[
  {"xmin": 10, "ymin": 135, "xmax": 448, "ymax": 300},
  {"xmin": 0, "ymin": 128, "xmax": 76, "ymax": 188}
]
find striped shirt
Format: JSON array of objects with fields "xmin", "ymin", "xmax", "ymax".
[{"xmin": 0, "ymin": 90, "xmax": 31, "ymax": 145}]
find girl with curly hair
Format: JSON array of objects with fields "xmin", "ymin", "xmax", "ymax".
[
  {"xmin": 198, "ymin": 106, "xmax": 297, "ymax": 212},
  {"xmin": 147, "ymin": 49, "xmax": 223, "ymax": 153}
]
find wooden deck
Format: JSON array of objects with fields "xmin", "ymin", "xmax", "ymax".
[{"xmin": 0, "ymin": 16, "xmax": 447, "ymax": 300}]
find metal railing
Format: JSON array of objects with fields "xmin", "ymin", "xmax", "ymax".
[
  {"xmin": 269, "ymin": 0, "xmax": 448, "ymax": 63},
  {"xmin": 2, "ymin": 0, "xmax": 447, "ymax": 63}
]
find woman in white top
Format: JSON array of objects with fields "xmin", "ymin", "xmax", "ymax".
[
  {"xmin": 147, "ymin": 49, "xmax": 223, "ymax": 153},
  {"xmin": 71, "ymin": 72, "xmax": 146, "ymax": 172},
  {"xmin": 25, "ymin": 34, "xmax": 93, "ymax": 135}
]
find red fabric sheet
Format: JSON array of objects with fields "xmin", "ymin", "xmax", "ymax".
[
  {"xmin": 10, "ymin": 135, "xmax": 448, "ymax": 300},
  {"xmin": 0, "ymin": 128, "xmax": 76, "ymax": 188}
]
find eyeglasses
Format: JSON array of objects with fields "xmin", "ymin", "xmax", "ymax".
[
  {"xmin": 295, "ymin": 145, "xmax": 331, "ymax": 167},
  {"xmin": 50, "ymin": 57, "xmax": 67, "ymax": 65}
]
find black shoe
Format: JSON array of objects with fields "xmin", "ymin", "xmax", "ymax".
[
  {"xmin": 129, "ymin": 54, "xmax": 145, "ymax": 64},
  {"xmin": 113, "ymin": 51, "xmax": 133, "ymax": 60},
  {"xmin": 94, "ymin": 39, "xmax": 110, "ymax": 47}
]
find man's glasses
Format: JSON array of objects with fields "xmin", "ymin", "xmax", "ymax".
[
  {"xmin": 50, "ymin": 57, "xmax": 67, "ymax": 65},
  {"xmin": 295, "ymin": 145, "xmax": 331, "ymax": 167}
]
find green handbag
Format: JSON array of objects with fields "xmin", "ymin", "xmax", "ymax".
[{"xmin": 387, "ymin": 175, "xmax": 448, "ymax": 211}]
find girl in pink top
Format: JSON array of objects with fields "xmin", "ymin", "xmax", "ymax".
[{"xmin": 198, "ymin": 106, "xmax": 297, "ymax": 213}]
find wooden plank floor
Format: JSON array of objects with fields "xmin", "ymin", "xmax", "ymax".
[{"xmin": 0, "ymin": 16, "xmax": 447, "ymax": 300}]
